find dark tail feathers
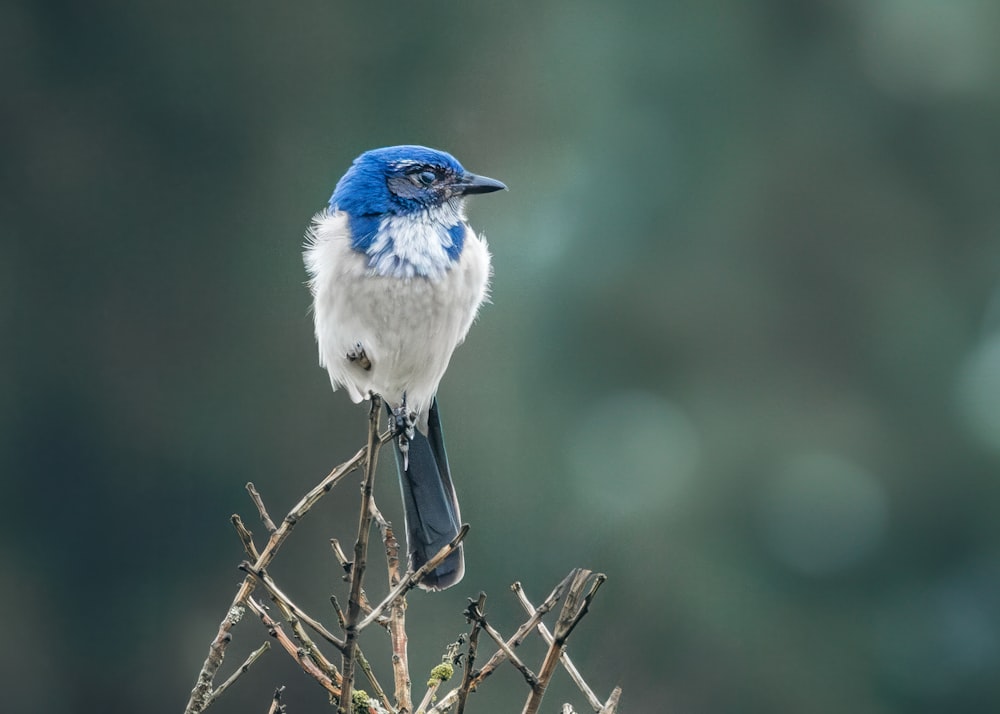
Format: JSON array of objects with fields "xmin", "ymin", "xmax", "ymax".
[{"xmin": 391, "ymin": 398, "xmax": 464, "ymax": 590}]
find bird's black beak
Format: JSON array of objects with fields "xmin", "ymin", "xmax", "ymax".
[{"xmin": 456, "ymin": 172, "xmax": 507, "ymax": 196}]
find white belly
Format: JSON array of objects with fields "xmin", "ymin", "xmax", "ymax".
[{"xmin": 304, "ymin": 210, "xmax": 490, "ymax": 430}]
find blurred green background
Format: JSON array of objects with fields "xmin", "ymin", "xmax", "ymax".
[{"xmin": 4, "ymin": 1, "xmax": 1000, "ymax": 712}]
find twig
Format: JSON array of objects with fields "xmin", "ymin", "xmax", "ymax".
[
  {"xmin": 358, "ymin": 525, "xmax": 470, "ymax": 631},
  {"xmin": 267, "ymin": 686, "xmax": 286, "ymax": 714},
  {"xmin": 322, "ymin": 594, "xmax": 392, "ymax": 711},
  {"xmin": 373, "ymin": 501, "xmax": 411, "ymax": 712},
  {"xmin": 233, "ymin": 517, "xmax": 343, "ymax": 685},
  {"xmin": 599, "ymin": 686, "xmax": 622, "ymax": 714},
  {"xmin": 232, "ymin": 515, "xmax": 261, "ymax": 560},
  {"xmin": 246, "ymin": 597, "xmax": 341, "ymax": 699},
  {"xmin": 339, "ymin": 395, "xmax": 384, "ymax": 713},
  {"xmin": 240, "ymin": 562, "xmax": 347, "ymax": 653},
  {"xmin": 356, "ymin": 646, "xmax": 396, "ymax": 714},
  {"xmin": 522, "ymin": 570, "xmax": 605, "ymax": 714},
  {"xmin": 416, "ymin": 683, "xmax": 439, "ymax": 714},
  {"xmin": 330, "ymin": 538, "xmax": 352, "ymax": 578},
  {"xmin": 512, "ymin": 582, "xmax": 602, "ymax": 711},
  {"xmin": 183, "ymin": 429, "xmax": 390, "ymax": 714},
  {"xmin": 467, "ymin": 607, "xmax": 537, "ymax": 687},
  {"xmin": 426, "ymin": 571, "xmax": 577, "ymax": 714},
  {"xmin": 416, "ymin": 639, "xmax": 463, "ymax": 714},
  {"xmin": 456, "ymin": 593, "xmax": 487, "ymax": 714},
  {"xmin": 247, "ymin": 482, "xmax": 278, "ymax": 533},
  {"xmin": 203, "ymin": 641, "xmax": 271, "ymax": 709}
]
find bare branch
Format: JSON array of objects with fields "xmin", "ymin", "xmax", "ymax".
[
  {"xmin": 512, "ymin": 581, "xmax": 602, "ymax": 711},
  {"xmin": 203, "ymin": 641, "xmax": 271, "ymax": 709},
  {"xmin": 355, "ymin": 646, "xmax": 396, "ymax": 714},
  {"xmin": 339, "ymin": 395, "xmax": 384, "ymax": 713},
  {"xmin": 267, "ymin": 686, "xmax": 286, "ymax": 714},
  {"xmin": 600, "ymin": 686, "xmax": 622, "ymax": 714},
  {"xmin": 330, "ymin": 538, "xmax": 352, "ymax": 578},
  {"xmin": 456, "ymin": 593, "xmax": 487, "ymax": 714},
  {"xmin": 426, "ymin": 571, "xmax": 578, "ymax": 714},
  {"xmin": 522, "ymin": 570, "xmax": 605, "ymax": 714},
  {"xmin": 184, "ymin": 429, "xmax": 390, "ymax": 714},
  {"xmin": 373, "ymin": 500, "xmax": 411, "ymax": 712},
  {"xmin": 247, "ymin": 482, "xmax": 278, "ymax": 533},
  {"xmin": 231, "ymin": 514, "xmax": 261, "ymax": 561},
  {"xmin": 240, "ymin": 562, "xmax": 346, "ymax": 653},
  {"xmin": 465, "ymin": 602, "xmax": 537, "ymax": 687},
  {"xmin": 358, "ymin": 524, "xmax": 470, "ymax": 631},
  {"xmin": 245, "ymin": 597, "xmax": 341, "ymax": 698}
]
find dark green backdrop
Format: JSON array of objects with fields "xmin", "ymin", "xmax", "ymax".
[{"xmin": 4, "ymin": 1, "xmax": 1000, "ymax": 712}]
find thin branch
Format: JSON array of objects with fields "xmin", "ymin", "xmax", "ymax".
[
  {"xmin": 417, "ymin": 639, "xmax": 463, "ymax": 714},
  {"xmin": 245, "ymin": 597, "xmax": 341, "ymax": 699},
  {"xmin": 416, "ymin": 681, "xmax": 440, "ymax": 714},
  {"xmin": 356, "ymin": 646, "xmax": 396, "ymax": 714},
  {"xmin": 426, "ymin": 571, "xmax": 577, "ymax": 714},
  {"xmin": 324, "ymin": 592, "xmax": 394, "ymax": 708},
  {"xmin": 358, "ymin": 524, "xmax": 470, "ymax": 631},
  {"xmin": 599, "ymin": 686, "xmax": 622, "ymax": 714},
  {"xmin": 240, "ymin": 562, "xmax": 347, "ymax": 653},
  {"xmin": 512, "ymin": 582, "xmax": 602, "ymax": 711},
  {"xmin": 330, "ymin": 538, "xmax": 352, "ymax": 578},
  {"xmin": 373, "ymin": 501, "xmax": 411, "ymax": 712},
  {"xmin": 465, "ymin": 604, "xmax": 537, "ymax": 687},
  {"xmin": 522, "ymin": 570, "xmax": 605, "ymax": 714},
  {"xmin": 203, "ymin": 641, "xmax": 271, "ymax": 709},
  {"xmin": 267, "ymin": 686, "xmax": 286, "ymax": 714},
  {"xmin": 232, "ymin": 513, "xmax": 344, "ymax": 684},
  {"xmin": 339, "ymin": 395, "xmax": 384, "ymax": 714},
  {"xmin": 247, "ymin": 482, "xmax": 278, "ymax": 533},
  {"xmin": 232, "ymin": 515, "xmax": 261, "ymax": 561},
  {"xmin": 456, "ymin": 593, "xmax": 487, "ymax": 714},
  {"xmin": 183, "ymin": 428, "xmax": 391, "ymax": 714}
]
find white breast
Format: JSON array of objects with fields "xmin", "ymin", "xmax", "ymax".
[{"xmin": 303, "ymin": 210, "xmax": 491, "ymax": 431}]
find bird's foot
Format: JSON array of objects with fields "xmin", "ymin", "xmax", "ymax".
[
  {"xmin": 346, "ymin": 343, "xmax": 371, "ymax": 371},
  {"xmin": 391, "ymin": 402, "xmax": 417, "ymax": 470}
]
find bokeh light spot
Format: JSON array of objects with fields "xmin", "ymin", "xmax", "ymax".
[
  {"xmin": 759, "ymin": 453, "xmax": 888, "ymax": 576},
  {"xmin": 955, "ymin": 333, "xmax": 1000, "ymax": 452},
  {"xmin": 566, "ymin": 391, "xmax": 700, "ymax": 522}
]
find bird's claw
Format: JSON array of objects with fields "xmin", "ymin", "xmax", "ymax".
[
  {"xmin": 391, "ymin": 403, "xmax": 417, "ymax": 471},
  {"xmin": 346, "ymin": 342, "xmax": 371, "ymax": 371}
]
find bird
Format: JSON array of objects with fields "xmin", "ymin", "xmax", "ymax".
[{"xmin": 303, "ymin": 145, "xmax": 505, "ymax": 590}]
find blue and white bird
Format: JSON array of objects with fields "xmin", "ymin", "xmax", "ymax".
[{"xmin": 304, "ymin": 145, "xmax": 505, "ymax": 590}]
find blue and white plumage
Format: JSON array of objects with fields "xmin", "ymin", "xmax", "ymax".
[{"xmin": 304, "ymin": 145, "xmax": 505, "ymax": 590}]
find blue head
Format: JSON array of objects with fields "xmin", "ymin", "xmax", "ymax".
[{"xmin": 329, "ymin": 146, "xmax": 505, "ymax": 278}]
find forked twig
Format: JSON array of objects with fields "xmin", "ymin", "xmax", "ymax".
[
  {"xmin": 522, "ymin": 570, "xmax": 605, "ymax": 714},
  {"xmin": 187, "ymin": 403, "xmax": 619, "ymax": 713},
  {"xmin": 512, "ymin": 581, "xmax": 602, "ymax": 710},
  {"xmin": 425, "ymin": 571, "xmax": 577, "ymax": 714},
  {"xmin": 203, "ymin": 641, "xmax": 271, "ymax": 708},
  {"xmin": 183, "ymin": 426, "xmax": 391, "ymax": 714},
  {"xmin": 247, "ymin": 482, "xmax": 277, "ymax": 534},
  {"xmin": 232, "ymin": 516, "xmax": 341, "ymax": 683},
  {"xmin": 456, "ymin": 593, "xmax": 487, "ymax": 714},
  {"xmin": 358, "ymin": 525, "xmax": 470, "ymax": 631},
  {"xmin": 465, "ymin": 602, "xmax": 538, "ymax": 687},
  {"xmin": 245, "ymin": 597, "xmax": 341, "ymax": 698},
  {"xmin": 600, "ymin": 686, "xmax": 622, "ymax": 714},
  {"xmin": 239, "ymin": 562, "xmax": 347, "ymax": 653},
  {"xmin": 267, "ymin": 685, "xmax": 286, "ymax": 714}
]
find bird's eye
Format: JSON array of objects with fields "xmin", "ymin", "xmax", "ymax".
[{"xmin": 415, "ymin": 170, "xmax": 437, "ymax": 186}]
